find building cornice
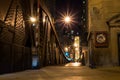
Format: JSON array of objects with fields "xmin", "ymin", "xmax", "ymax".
[{"xmin": 107, "ymin": 13, "xmax": 120, "ymax": 27}]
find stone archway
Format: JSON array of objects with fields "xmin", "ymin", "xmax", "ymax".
[{"xmin": 107, "ymin": 13, "xmax": 120, "ymax": 66}]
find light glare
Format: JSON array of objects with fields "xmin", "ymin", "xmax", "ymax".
[
  {"xmin": 64, "ymin": 16, "xmax": 71, "ymax": 23},
  {"xmin": 65, "ymin": 47, "xmax": 68, "ymax": 52},
  {"xmin": 30, "ymin": 17, "xmax": 36, "ymax": 23}
]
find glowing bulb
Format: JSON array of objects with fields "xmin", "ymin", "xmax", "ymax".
[
  {"xmin": 65, "ymin": 47, "xmax": 68, "ymax": 52},
  {"xmin": 30, "ymin": 17, "xmax": 36, "ymax": 23},
  {"xmin": 64, "ymin": 16, "xmax": 71, "ymax": 23},
  {"xmin": 74, "ymin": 43, "xmax": 78, "ymax": 47}
]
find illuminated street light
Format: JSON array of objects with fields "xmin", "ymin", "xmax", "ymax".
[
  {"xmin": 43, "ymin": 18, "xmax": 46, "ymax": 22},
  {"xmin": 30, "ymin": 17, "xmax": 37, "ymax": 26},
  {"xmin": 64, "ymin": 47, "xmax": 68, "ymax": 52},
  {"xmin": 64, "ymin": 16, "xmax": 71, "ymax": 23},
  {"xmin": 30, "ymin": 17, "xmax": 36, "ymax": 23},
  {"xmin": 74, "ymin": 43, "xmax": 78, "ymax": 47},
  {"xmin": 75, "ymin": 47, "xmax": 79, "ymax": 51}
]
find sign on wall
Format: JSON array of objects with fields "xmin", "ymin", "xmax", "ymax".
[{"xmin": 95, "ymin": 31, "xmax": 108, "ymax": 47}]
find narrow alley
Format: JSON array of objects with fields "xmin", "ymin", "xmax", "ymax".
[{"xmin": 0, "ymin": 62, "xmax": 120, "ymax": 80}]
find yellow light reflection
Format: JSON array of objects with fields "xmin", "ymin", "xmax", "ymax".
[{"xmin": 65, "ymin": 62, "xmax": 81, "ymax": 67}]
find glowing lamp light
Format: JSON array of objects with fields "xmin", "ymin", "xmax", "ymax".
[
  {"xmin": 30, "ymin": 17, "xmax": 36, "ymax": 23},
  {"xmin": 43, "ymin": 18, "xmax": 45, "ymax": 22},
  {"xmin": 64, "ymin": 16, "xmax": 71, "ymax": 23},
  {"xmin": 65, "ymin": 47, "xmax": 68, "ymax": 52},
  {"xmin": 74, "ymin": 43, "xmax": 78, "ymax": 47},
  {"xmin": 75, "ymin": 47, "xmax": 79, "ymax": 51},
  {"xmin": 32, "ymin": 56, "xmax": 39, "ymax": 68}
]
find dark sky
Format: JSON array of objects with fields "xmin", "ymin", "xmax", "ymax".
[
  {"xmin": 56, "ymin": 0, "xmax": 82, "ymax": 10},
  {"xmin": 56, "ymin": 0, "xmax": 82, "ymax": 16},
  {"xmin": 0, "ymin": 0, "xmax": 84, "ymax": 34},
  {"xmin": 56, "ymin": 0, "xmax": 83, "ymax": 34}
]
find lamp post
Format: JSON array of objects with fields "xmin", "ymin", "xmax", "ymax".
[
  {"xmin": 29, "ymin": 16, "xmax": 36, "ymax": 47},
  {"xmin": 30, "ymin": 16, "xmax": 39, "ymax": 68},
  {"xmin": 64, "ymin": 16, "xmax": 71, "ymax": 28}
]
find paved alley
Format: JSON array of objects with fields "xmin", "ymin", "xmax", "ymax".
[{"xmin": 0, "ymin": 63, "xmax": 120, "ymax": 80}]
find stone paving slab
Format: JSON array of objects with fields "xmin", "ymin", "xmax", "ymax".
[{"xmin": 0, "ymin": 63, "xmax": 120, "ymax": 80}]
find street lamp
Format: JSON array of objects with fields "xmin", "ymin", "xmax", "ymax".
[
  {"xmin": 64, "ymin": 16, "xmax": 71, "ymax": 23},
  {"xmin": 30, "ymin": 16, "xmax": 37, "ymax": 26},
  {"xmin": 64, "ymin": 47, "xmax": 68, "ymax": 52},
  {"xmin": 29, "ymin": 16, "xmax": 39, "ymax": 68},
  {"xmin": 74, "ymin": 43, "xmax": 78, "ymax": 47},
  {"xmin": 30, "ymin": 17, "xmax": 36, "ymax": 23}
]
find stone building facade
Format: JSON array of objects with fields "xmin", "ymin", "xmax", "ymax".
[{"xmin": 87, "ymin": 0, "xmax": 120, "ymax": 66}]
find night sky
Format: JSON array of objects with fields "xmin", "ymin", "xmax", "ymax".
[
  {"xmin": 56, "ymin": 0, "xmax": 84, "ymax": 35},
  {"xmin": 56, "ymin": 0, "xmax": 83, "ymax": 20},
  {"xmin": 56, "ymin": 0, "xmax": 82, "ymax": 11},
  {"xmin": 0, "ymin": 0, "xmax": 84, "ymax": 34}
]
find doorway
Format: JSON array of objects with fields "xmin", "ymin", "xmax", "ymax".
[{"xmin": 118, "ymin": 34, "xmax": 120, "ymax": 66}]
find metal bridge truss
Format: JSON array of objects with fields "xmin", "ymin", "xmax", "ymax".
[{"xmin": 0, "ymin": 0, "xmax": 68, "ymax": 74}]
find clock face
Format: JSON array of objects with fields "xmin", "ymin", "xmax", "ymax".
[{"xmin": 96, "ymin": 34, "xmax": 106, "ymax": 43}]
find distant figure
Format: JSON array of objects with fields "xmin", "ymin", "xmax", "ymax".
[{"xmin": 81, "ymin": 52, "xmax": 85, "ymax": 66}]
